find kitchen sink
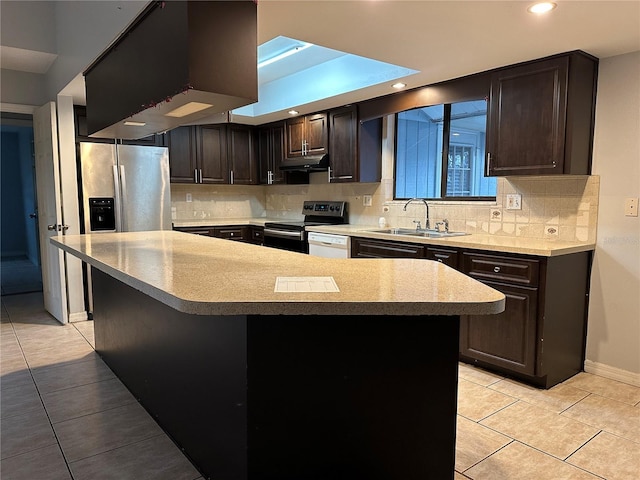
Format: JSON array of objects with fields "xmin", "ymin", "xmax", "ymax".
[{"xmin": 366, "ymin": 228, "xmax": 469, "ymax": 238}]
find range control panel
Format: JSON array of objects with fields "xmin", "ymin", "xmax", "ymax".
[{"xmin": 302, "ymin": 201, "xmax": 347, "ymax": 218}]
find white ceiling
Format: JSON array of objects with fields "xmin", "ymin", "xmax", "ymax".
[{"xmin": 2, "ymin": 1, "xmax": 639, "ymax": 125}]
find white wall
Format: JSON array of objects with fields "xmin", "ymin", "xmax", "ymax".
[{"xmin": 586, "ymin": 51, "xmax": 640, "ymax": 383}]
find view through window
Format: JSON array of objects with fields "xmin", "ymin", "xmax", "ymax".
[{"xmin": 395, "ymin": 99, "xmax": 496, "ymax": 200}]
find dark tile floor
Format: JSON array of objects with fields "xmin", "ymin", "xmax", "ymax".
[{"xmin": 1, "ymin": 292, "xmax": 639, "ymax": 479}]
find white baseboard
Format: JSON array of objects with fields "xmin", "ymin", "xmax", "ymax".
[
  {"xmin": 584, "ymin": 360, "xmax": 640, "ymax": 387},
  {"xmin": 69, "ymin": 311, "xmax": 88, "ymax": 323}
]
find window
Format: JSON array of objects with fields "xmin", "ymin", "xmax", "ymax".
[{"xmin": 394, "ymin": 99, "xmax": 496, "ymax": 200}]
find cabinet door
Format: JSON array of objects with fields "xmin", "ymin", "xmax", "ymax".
[
  {"xmin": 304, "ymin": 113, "xmax": 328, "ymax": 155},
  {"xmin": 198, "ymin": 125, "xmax": 228, "ymax": 184},
  {"xmin": 486, "ymin": 57, "xmax": 568, "ymax": 176},
  {"xmin": 168, "ymin": 126, "xmax": 198, "ymax": 183},
  {"xmin": 460, "ymin": 282, "xmax": 538, "ymax": 376},
  {"xmin": 227, "ymin": 124, "xmax": 257, "ymax": 184},
  {"xmin": 351, "ymin": 237, "xmax": 426, "ymax": 258},
  {"xmin": 329, "ymin": 106, "xmax": 357, "ymax": 182},
  {"xmin": 285, "ymin": 116, "xmax": 306, "ymax": 158}
]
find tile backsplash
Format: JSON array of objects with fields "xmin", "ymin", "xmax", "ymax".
[{"xmin": 171, "ymin": 175, "xmax": 599, "ymax": 243}]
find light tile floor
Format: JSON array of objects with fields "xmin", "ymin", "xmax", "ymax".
[{"xmin": 2, "ymin": 292, "xmax": 639, "ymax": 479}]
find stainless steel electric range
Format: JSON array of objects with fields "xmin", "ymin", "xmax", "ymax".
[{"xmin": 263, "ymin": 201, "xmax": 348, "ymax": 253}]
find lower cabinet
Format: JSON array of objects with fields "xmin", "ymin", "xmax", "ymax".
[
  {"xmin": 172, "ymin": 226, "xmax": 215, "ymax": 237},
  {"xmin": 213, "ymin": 226, "xmax": 248, "ymax": 242},
  {"xmin": 459, "ymin": 250, "xmax": 591, "ymax": 388},
  {"xmin": 174, "ymin": 225, "xmax": 263, "ymax": 245},
  {"xmin": 460, "ymin": 281, "xmax": 538, "ymax": 376},
  {"xmin": 351, "ymin": 236, "xmax": 592, "ymax": 388}
]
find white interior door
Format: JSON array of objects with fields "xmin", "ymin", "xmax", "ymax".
[{"xmin": 33, "ymin": 102, "xmax": 68, "ymax": 323}]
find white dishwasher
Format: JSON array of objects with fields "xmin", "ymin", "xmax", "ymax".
[{"xmin": 307, "ymin": 232, "xmax": 351, "ymax": 258}]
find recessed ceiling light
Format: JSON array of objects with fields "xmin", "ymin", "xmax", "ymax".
[
  {"xmin": 123, "ymin": 121, "xmax": 146, "ymax": 127},
  {"xmin": 288, "ymin": 110, "xmax": 299, "ymax": 115},
  {"xmin": 392, "ymin": 82, "xmax": 407, "ymax": 89},
  {"xmin": 527, "ymin": 2, "xmax": 557, "ymax": 14}
]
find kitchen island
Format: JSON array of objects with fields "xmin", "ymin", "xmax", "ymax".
[{"xmin": 52, "ymin": 231, "xmax": 504, "ymax": 480}]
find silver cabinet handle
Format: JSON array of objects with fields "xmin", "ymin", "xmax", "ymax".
[
  {"xmin": 199, "ymin": 169, "xmax": 203, "ymax": 183},
  {"xmin": 494, "ymin": 266, "xmax": 501, "ymax": 273},
  {"xmin": 194, "ymin": 168, "xmax": 198, "ymax": 183},
  {"xmin": 230, "ymin": 170, "xmax": 234, "ymax": 184},
  {"xmin": 486, "ymin": 152, "xmax": 492, "ymax": 176}
]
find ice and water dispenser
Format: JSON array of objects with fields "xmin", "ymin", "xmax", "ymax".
[{"xmin": 88, "ymin": 198, "xmax": 116, "ymax": 231}]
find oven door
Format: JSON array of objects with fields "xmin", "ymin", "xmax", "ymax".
[{"xmin": 263, "ymin": 227, "xmax": 308, "ymax": 253}]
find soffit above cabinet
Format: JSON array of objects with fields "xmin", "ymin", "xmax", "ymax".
[{"xmin": 83, "ymin": 0, "xmax": 257, "ymax": 140}]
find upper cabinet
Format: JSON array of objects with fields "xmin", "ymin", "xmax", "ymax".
[
  {"xmin": 258, "ymin": 121, "xmax": 286, "ymax": 185},
  {"xmin": 284, "ymin": 112, "xmax": 328, "ymax": 159},
  {"xmin": 168, "ymin": 124, "xmax": 257, "ymax": 185},
  {"xmin": 328, "ymin": 105, "xmax": 382, "ymax": 183},
  {"xmin": 486, "ymin": 51, "xmax": 598, "ymax": 176},
  {"xmin": 226, "ymin": 124, "xmax": 258, "ymax": 185}
]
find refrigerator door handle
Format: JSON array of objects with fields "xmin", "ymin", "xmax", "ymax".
[
  {"xmin": 113, "ymin": 165, "xmax": 123, "ymax": 231},
  {"xmin": 118, "ymin": 165, "xmax": 127, "ymax": 230}
]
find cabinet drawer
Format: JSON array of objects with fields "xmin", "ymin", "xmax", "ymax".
[
  {"xmin": 426, "ymin": 247, "xmax": 459, "ymax": 269},
  {"xmin": 174, "ymin": 227, "xmax": 215, "ymax": 237},
  {"xmin": 351, "ymin": 237, "xmax": 426, "ymax": 258},
  {"xmin": 214, "ymin": 227, "xmax": 247, "ymax": 241},
  {"xmin": 462, "ymin": 252, "xmax": 539, "ymax": 287}
]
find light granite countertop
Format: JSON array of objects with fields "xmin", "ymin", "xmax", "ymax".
[
  {"xmin": 51, "ymin": 231, "xmax": 504, "ymax": 317},
  {"xmin": 173, "ymin": 218, "xmax": 595, "ymax": 257}
]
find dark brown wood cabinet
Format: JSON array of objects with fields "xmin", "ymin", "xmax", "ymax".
[
  {"xmin": 486, "ymin": 51, "xmax": 598, "ymax": 176},
  {"xmin": 249, "ymin": 226, "xmax": 264, "ymax": 245},
  {"xmin": 226, "ymin": 124, "xmax": 257, "ymax": 185},
  {"xmin": 284, "ymin": 112, "xmax": 328, "ymax": 160},
  {"xmin": 459, "ymin": 250, "xmax": 591, "ymax": 388},
  {"xmin": 213, "ymin": 225, "xmax": 248, "ymax": 241},
  {"xmin": 172, "ymin": 226, "xmax": 215, "ymax": 237},
  {"xmin": 168, "ymin": 124, "xmax": 257, "ymax": 184},
  {"xmin": 425, "ymin": 247, "xmax": 459, "ymax": 269},
  {"xmin": 460, "ymin": 253, "xmax": 540, "ymax": 377},
  {"xmin": 258, "ymin": 121, "xmax": 286, "ymax": 185},
  {"xmin": 350, "ymin": 235, "xmax": 591, "ymax": 388},
  {"xmin": 328, "ymin": 105, "xmax": 382, "ymax": 183},
  {"xmin": 351, "ymin": 237, "xmax": 426, "ymax": 259}
]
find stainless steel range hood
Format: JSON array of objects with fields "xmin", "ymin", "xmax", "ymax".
[
  {"xmin": 83, "ymin": 1, "xmax": 257, "ymax": 140},
  {"xmin": 279, "ymin": 154, "xmax": 330, "ymax": 172}
]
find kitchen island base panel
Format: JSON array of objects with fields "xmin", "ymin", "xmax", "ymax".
[{"xmin": 92, "ymin": 268, "xmax": 460, "ymax": 480}]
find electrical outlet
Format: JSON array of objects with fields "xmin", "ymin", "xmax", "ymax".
[
  {"xmin": 363, "ymin": 195, "xmax": 372, "ymax": 207},
  {"xmin": 186, "ymin": 193, "xmax": 192, "ymax": 203},
  {"xmin": 506, "ymin": 194, "xmax": 522, "ymax": 210},
  {"xmin": 625, "ymin": 197, "xmax": 638, "ymax": 217}
]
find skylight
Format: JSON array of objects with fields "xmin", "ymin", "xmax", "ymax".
[{"xmin": 232, "ymin": 36, "xmax": 419, "ymax": 117}]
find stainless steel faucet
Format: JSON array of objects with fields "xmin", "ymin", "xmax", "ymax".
[{"xmin": 403, "ymin": 198, "xmax": 430, "ymax": 230}]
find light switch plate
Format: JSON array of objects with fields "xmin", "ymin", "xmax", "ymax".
[
  {"xmin": 625, "ymin": 197, "xmax": 638, "ymax": 217},
  {"xmin": 186, "ymin": 193, "xmax": 192, "ymax": 203},
  {"xmin": 363, "ymin": 195, "xmax": 372, "ymax": 207},
  {"xmin": 506, "ymin": 194, "xmax": 522, "ymax": 210}
]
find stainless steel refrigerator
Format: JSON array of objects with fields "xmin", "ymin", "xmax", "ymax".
[
  {"xmin": 79, "ymin": 142, "xmax": 171, "ymax": 233},
  {"xmin": 79, "ymin": 142, "xmax": 172, "ymax": 312}
]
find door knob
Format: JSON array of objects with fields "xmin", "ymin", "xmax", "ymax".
[
  {"xmin": 47, "ymin": 224, "xmax": 58, "ymax": 231},
  {"xmin": 29, "ymin": 212, "xmax": 37, "ymax": 219}
]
